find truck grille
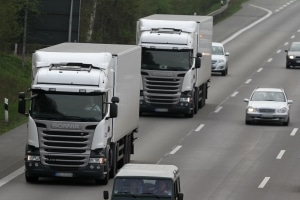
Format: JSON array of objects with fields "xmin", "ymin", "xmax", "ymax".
[
  {"xmin": 38, "ymin": 126, "xmax": 94, "ymax": 168},
  {"xmin": 142, "ymin": 71, "xmax": 184, "ymax": 105}
]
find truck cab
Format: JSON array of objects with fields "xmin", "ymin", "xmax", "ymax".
[{"xmin": 104, "ymin": 163, "xmax": 183, "ymax": 200}]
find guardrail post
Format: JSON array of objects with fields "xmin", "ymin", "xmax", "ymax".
[{"xmin": 4, "ymin": 98, "xmax": 8, "ymax": 122}]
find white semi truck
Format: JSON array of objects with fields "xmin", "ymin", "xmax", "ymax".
[
  {"xmin": 18, "ymin": 43, "xmax": 141, "ymax": 184},
  {"xmin": 136, "ymin": 14, "xmax": 213, "ymax": 117},
  {"xmin": 103, "ymin": 163, "xmax": 183, "ymax": 200}
]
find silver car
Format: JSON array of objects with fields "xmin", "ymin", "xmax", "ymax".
[
  {"xmin": 211, "ymin": 42, "xmax": 230, "ymax": 76},
  {"xmin": 244, "ymin": 88, "xmax": 293, "ymax": 126}
]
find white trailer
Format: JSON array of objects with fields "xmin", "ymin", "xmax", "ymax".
[
  {"xmin": 136, "ymin": 14, "xmax": 213, "ymax": 117},
  {"xmin": 18, "ymin": 42, "xmax": 141, "ymax": 184},
  {"xmin": 104, "ymin": 163, "xmax": 183, "ymax": 200}
]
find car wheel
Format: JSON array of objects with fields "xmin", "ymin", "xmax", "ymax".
[
  {"xmin": 245, "ymin": 119, "xmax": 252, "ymax": 125},
  {"xmin": 282, "ymin": 117, "xmax": 289, "ymax": 126},
  {"xmin": 221, "ymin": 69, "xmax": 227, "ymax": 76},
  {"xmin": 286, "ymin": 62, "xmax": 290, "ymax": 69}
]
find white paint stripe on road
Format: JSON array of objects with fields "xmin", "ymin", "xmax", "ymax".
[
  {"xmin": 169, "ymin": 145, "xmax": 182, "ymax": 155},
  {"xmin": 0, "ymin": 166, "xmax": 24, "ymax": 187},
  {"xmin": 195, "ymin": 124, "xmax": 205, "ymax": 132},
  {"xmin": 221, "ymin": 4, "xmax": 272, "ymax": 45},
  {"xmin": 214, "ymin": 106, "xmax": 223, "ymax": 113},
  {"xmin": 267, "ymin": 58, "xmax": 273, "ymax": 62},
  {"xmin": 291, "ymin": 35, "xmax": 295, "ymax": 39},
  {"xmin": 284, "ymin": 42, "xmax": 289, "ymax": 46},
  {"xmin": 231, "ymin": 91, "xmax": 239, "ymax": 97},
  {"xmin": 258, "ymin": 177, "xmax": 270, "ymax": 188},
  {"xmin": 276, "ymin": 49, "xmax": 281, "ymax": 53},
  {"xmin": 290, "ymin": 128, "xmax": 298, "ymax": 136},
  {"xmin": 257, "ymin": 68, "xmax": 263, "ymax": 72},
  {"xmin": 245, "ymin": 79, "xmax": 252, "ymax": 84},
  {"xmin": 276, "ymin": 150, "xmax": 285, "ymax": 159}
]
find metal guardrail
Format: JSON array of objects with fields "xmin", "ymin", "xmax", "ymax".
[{"xmin": 208, "ymin": 0, "xmax": 231, "ymax": 18}]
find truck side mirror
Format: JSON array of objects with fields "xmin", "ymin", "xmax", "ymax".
[
  {"xmin": 195, "ymin": 57, "xmax": 201, "ymax": 69},
  {"xmin": 18, "ymin": 92, "xmax": 26, "ymax": 115},
  {"xmin": 178, "ymin": 193, "xmax": 184, "ymax": 200},
  {"xmin": 103, "ymin": 191, "xmax": 109, "ymax": 200},
  {"xmin": 111, "ymin": 96, "xmax": 119, "ymax": 103},
  {"xmin": 110, "ymin": 103, "xmax": 118, "ymax": 118}
]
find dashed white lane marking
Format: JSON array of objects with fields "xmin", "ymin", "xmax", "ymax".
[
  {"xmin": 169, "ymin": 145, "xmax": 182, "ymax": 154},
  {"xmin": 245, "ymin": 79, "xmax": 252, "ymax": 84},
  {"xmin": 276, "ymin": 150, "xmax": 286, "ymax": 159},
  {"xmin": 0, "ymin": 166, "xmax": 24, "ymax": 187},
  {"xmin": 284, "ymin": 42, "xmax": 289, "ymax": 46},
  {"xmin": 291, "ymin": 35, "xmax": 295, "ymax": 39},
  {"xmin": 290, "ymin": 128, "xmax": 298, "ymax": 136},
  {"xmin": 267, "ymin": 58, "xmax": 273, "ymax": 62},
  {"xmin": 195, "ymin": 124, "xmax": 205, "ymax": 132},
  {"xmin": 257, "ymin": 68, "xmax": 263, "ymax": 72},
  {"xmin": 276, "ymin": 50, "xmax": 281, "ymax": 54},
  {"xmin": 214, "ymin": 106, "xmax": 223, "ymax": 113},
  {"xmin": 258, "ymin": 177, "xmax": 270, "ymax": 188},
  {"xmin": 231, "ymin": 91, "xmax": 239, "ymax": 97}
]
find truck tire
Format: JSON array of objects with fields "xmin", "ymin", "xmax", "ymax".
[
  {"xmin": 194, "ymin": 89, "xmax": 199, "ymax": 114},
  {"xmin": 109, "ymin": 143, "xmax": 117, "ymax": 178}
]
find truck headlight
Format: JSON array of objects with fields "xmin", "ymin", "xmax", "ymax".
[
  {"xmin": 90, "ymin": 157, "xmax": 106, "ymax": 164},
  {"xmin": 180, "ymin": 97, "xmax": 191, "ymax": 102},
  {"xmin": 27, "ymin": 155, "xmax": 40, "ymax": 161}
]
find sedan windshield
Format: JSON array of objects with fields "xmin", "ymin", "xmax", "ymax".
[
  {"xmin": 251, "ymin": 91, "xmax": 286, "ymax": 102},
  {"xmin": 31, "ymin": 92, "xmax": 106, "ymax": 122}
]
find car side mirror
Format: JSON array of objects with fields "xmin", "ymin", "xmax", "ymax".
[
  {"xmin": 244, "ymin": 98, "xmax": 249, "ymax": 102},
  {"xmin": 288, "ymin": 100, "xmax": 293, "ymax": 104}
]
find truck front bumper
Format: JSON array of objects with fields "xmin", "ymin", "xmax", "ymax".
[
  {"xmin": 140, "ymin": 101, "xmax": 193, "ymax": 114},
  {"xmin": 25, "ymin": 161, "xmax": 107, "ymax": 180}
]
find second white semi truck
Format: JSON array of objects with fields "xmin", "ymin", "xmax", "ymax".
[
  {"xmin": 18, "ymin": 43, "xmax": 141, "ymax": 184},
  {"xmin": 136, "ymin": 14, "xmax": 213, "ymax": 117}
]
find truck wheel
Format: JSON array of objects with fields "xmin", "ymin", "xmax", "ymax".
[
  {"xmin": 109, "ymin": 144, "xmax": 117, "ymax": 178},
  {"xmin": 193, "ymin": 89, "xmax": 199, "ymax": 114},
  {"xmin": 25, "ymin": 172, "xmax": 39, "ymax": 183}
]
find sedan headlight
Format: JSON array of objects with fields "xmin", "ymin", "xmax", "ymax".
[
  {"xmin": 288, "ymin": 55, "xmax": 295, "ymax": 59},
  {"xmin": 277, "ymin": 107, "xmax": 288, "ymax": 113},
  {"xmin": 247, "ymin": 106, "xmax": 257, "ymax": 112}
]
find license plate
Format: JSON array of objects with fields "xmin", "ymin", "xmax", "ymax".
[
  {"xmin": 261, "ymin": 114, "xmax": 273, "ymax": 118},
  {"xmin": 55, "ymin": 172, "xmax": 73, "ymax": 177},
  {"xmin": 155, "ymin": 108, "xmax": 168, "ymax": 112}
]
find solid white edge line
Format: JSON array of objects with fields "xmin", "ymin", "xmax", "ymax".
[
  {"xmin": 276, "ymin": 150, "xmax": 285, "ymax": 159},
  {"xmin": 169, "ymin": 145, "xmax": 182, "ymax": 155},
  {"xmin": 290, "ymin": 128, "xmax": 298, "ymax": 136},
  {"xmin": 0, "ymin": 166, "xmax": 24, "ymax": 187},
  {"xmin": 258, "ymin": 177, "xmax": 270, "ymax": 188},
  {"xmin": 195, "ymin": 124, "xmax": 205, "ymax": 132},
  {"xmin": 221, "ymin": 4, "xmax": 272, "ymax": 45}
]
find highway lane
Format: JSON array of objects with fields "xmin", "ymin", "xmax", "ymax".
[{"xmin": 1, "ymin": 0, "xmax": 300, "ymax": 199}]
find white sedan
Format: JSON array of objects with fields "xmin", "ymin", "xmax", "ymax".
[
  {"xmin": 244, "ymin": 88, "xmax": 293, "ymax": 126},
  {"xmin": 211, "ymin": 42, "xmax": 230, "ymax": 76}
]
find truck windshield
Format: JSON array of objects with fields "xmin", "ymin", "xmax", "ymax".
[
  {"xmin": 113, "ymin": 178, "xmax": 172, "ymax": 198},
  {"xmin": 142, "ymin": 48, "xmax": 192, "ymax": 71},
  {"xmin": 31, "ymin": 92, "xmax": 106, "ymax": 122}
]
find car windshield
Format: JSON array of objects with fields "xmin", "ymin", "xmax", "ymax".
[
  {"xmin": 212, "ymin": 46, "xmax": 224, "ymax": 55},
  {"xmin": 113, "ymin": 178, "xmax": 172, "ymax": 197},
  {"xmin": 251, "ymin": 91, "xmax": 286, "ymax": 102},
  {"xmin": 290, "ymin": 43, "xmax": 300, "ymax": 51}
]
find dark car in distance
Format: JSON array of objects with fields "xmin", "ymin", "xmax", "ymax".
[{"xmin": 285, "ymin": 42, "xmax": 300, "ymax": 69}]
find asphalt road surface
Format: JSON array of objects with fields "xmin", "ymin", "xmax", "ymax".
[{"xmin": 1, "ymin": 0, "xmax": 300, "ymax": 199}]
